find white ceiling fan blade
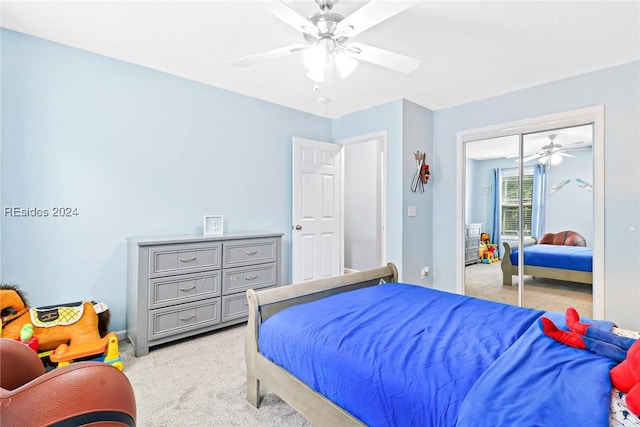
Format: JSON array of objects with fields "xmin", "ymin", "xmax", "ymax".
[
  {"xmin": 346, "ymin": 42, "xmax": 420, "ymax": 73},
  {"xmin": 561, "ymin": 141, "xmax": 586, "ymax": 151},
  {"xmin": 336, "ymin": 0, "xmax": 418, "ymax": 38},
  {"xmin": 537, "ymin": 155, "xmax": 550, "ymax": 164},
  {"xmin": 523, "ymin": 153, "xmax": 542, "ymax": 162},
  {"xmin": 557, "ymin": 152, "xmax": 575, "ymax": 158},
  {"xmin": 229, "ymin": 44, "xmax": 307, "ymax": 68},
  {"xmin": 267, "ymin": 2, "xmax": 319, "ymax": 36}
]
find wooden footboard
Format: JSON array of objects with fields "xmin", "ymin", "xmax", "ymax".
[
  {"xmin": 245, "ymin": 263, "xmax": 398, "ymax": 426},
  {"xmin": 501, "ymin": 241, "xmax": 592, "ymax": 285}
]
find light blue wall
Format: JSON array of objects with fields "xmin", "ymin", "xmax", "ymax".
[
  {"xmin": 434, "ymin": 61, "xmax": 640, "ymax": 330},
  {"xmin": 1, "ymin": 29, "xmax": 332, "ymax": 332},
  {"xmin": 331, "ymin": 99, "xmax": 434, "ymax": 284},
  {"xmin": 332, "ymin": 100, "xmax": 404, "ymax": 276},
  {"xmin": 3, "ymin": 28, "xmax": 638, "ymax": 333},
  {"xmin": 544, "ymin": 149, "xmax": 593, "ymax": 244},
  {"xmin": 401, "ymin": 100, "xmax": 433, "ymax": 285}
]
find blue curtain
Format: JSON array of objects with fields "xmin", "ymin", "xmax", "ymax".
[
  {"xmin": 531, "ymin": 164, "xmax": 546, "ymax": 239},
  {"xmin": 491, "ymin": 168, "xmax": 502, "ymax": 246}
]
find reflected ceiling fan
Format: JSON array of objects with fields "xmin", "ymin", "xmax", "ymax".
[
  {"xmin": 229, "ymin": 0, "xmax": 421, "ymax": 83},
  {"xmin": 510, "ymin": 134, "xmax": 584, "ymax": 166}
]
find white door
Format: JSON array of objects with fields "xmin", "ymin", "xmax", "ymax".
[{"xmin": 292, "ymin": 137, "xmax": 342, "ymax": 283}]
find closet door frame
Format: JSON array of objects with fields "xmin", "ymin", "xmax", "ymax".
[{"xmin": 456, "ymin": 105, "xmax": 604, "ymax": 318}]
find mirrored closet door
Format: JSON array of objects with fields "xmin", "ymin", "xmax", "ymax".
[{"xmin": 463, "ymin": 122, "xmax": 595, "ymax": 317}]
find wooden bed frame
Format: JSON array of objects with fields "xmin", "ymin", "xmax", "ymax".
[
  {"xmin": 245, "ymin": 263, "xmax": 398, "ymax": 426},
  {"xmin": 501, "ymin": 240, "xmax": 593, "ymax": 286},
  {"xmin": 246, "ymin": 263, "xmax": 636, "ymax": 426}
]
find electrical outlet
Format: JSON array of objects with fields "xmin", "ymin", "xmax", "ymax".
[{"xmin": 420, "ymin": 266, "xmax": 430, "ymax": 279}]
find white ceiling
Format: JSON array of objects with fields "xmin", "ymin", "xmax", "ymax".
[{"xmin": 1, "ymin": 1, "xmax": 639, "ymax": 119}]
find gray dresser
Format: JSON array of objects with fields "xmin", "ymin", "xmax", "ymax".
[
  {"xmin": 127, "ymin": 232, "xmax": 282, "ymax": 356},
  {"xmin": 464, "ymin": 223, "xmax": 482, "ymax": 265}
]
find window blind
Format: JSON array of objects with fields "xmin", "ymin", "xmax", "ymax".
[{"xmin": 501, "ymin": 173, "xmax": 533, "ymax": 235}]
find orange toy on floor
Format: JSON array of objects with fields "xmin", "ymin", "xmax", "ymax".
[
  {"xmin": 478, "ymin": 232, "xmax": 499, "ymax": 264},
  {"xmin": 0, "ymin": 284, "xmax": 110, "ymax": 352}
]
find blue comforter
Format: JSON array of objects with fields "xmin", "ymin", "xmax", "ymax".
[
  {"xmin": 457, "ymin": 312, "xmax": 616, "ymax": 426},
  {"xmin": 258, "ymin": 284, "xmax": 617, "ymax": 426},
  {"xmin": 510, "ymin": 244, "xmax": 593, "ymax": 272},
  {"xmin": 259, "ymin": 283, "xmax": 543, "ymax": 426}
]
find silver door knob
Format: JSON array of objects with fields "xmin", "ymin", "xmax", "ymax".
[{"xmin": 294, "ymin": 224, "xmax": 302, "ymax": 230}]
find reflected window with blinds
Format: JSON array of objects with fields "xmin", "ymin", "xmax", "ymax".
[{"xmin": 501, "ymin": 167, "xmax": 533, "ymax": 236}]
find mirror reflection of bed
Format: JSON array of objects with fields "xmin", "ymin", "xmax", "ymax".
[
  {"xmin": 463, "ymin": 123, "xmax": 594, "ymax": 316},
  {"xmin": 464, "ymin": 252, "xmax": 593, "ymax": 317}
]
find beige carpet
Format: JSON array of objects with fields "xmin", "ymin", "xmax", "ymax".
[
  {"xmin": 464, "ymin": 261, "xmax": 593, "ymax": 317},
  {"xmin": 120, "ymin": 325, "xmax": 311, "ymax": 427}
]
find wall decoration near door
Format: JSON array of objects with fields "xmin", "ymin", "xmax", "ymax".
[{"xmin": 410, "ymin": 150, "xmax": 430, "ymax": 192}]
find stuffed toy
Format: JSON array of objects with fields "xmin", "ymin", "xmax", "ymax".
[
  {"xmin": 541, "ymin": 307, "xmax": 639, "ymax": 415},
  {"xmin": 611, "ymin": 338, "xmax": 640, "ymax": 415},
  {"xmin": 0, "ymin": 284, "xmax": 110, "ymax": 352},
  {"xmin": 478, "ymin": 241, "xmax": 498, "ymax": 264},
  {"xmin": 478, "ymin": 233, "xmax": 499, "ymax": 263},
  {"xmin": 480, "ymin": 232, "xmax": 490, "ymax": 245}
]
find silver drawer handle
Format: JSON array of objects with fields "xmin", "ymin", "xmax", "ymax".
[
  {"xmin": 180, "ymin": 257, "xmax": 196, "ymax": 263},
  {"xmin": 179, "ymin": 285, "xmax": 196, "ymax": 292},
  {"xmin": 244, "ymin": 251, "xmax": 258, "ymax": 256},
  {"xmin": 245, "ymin": 275, "xmax": 258, "ymax": 281},
  {"xmin": 179, "ymin": 315, "xmax": 195, "ymax": 321}
]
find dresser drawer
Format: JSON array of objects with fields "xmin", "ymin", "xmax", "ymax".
[
  {"xmin": 221, "ymin": 293, "xmax": 249, "ymax": 322},
  {"xmin": 148, "ymin": 271, "xmax": 221, "ymax": 310},
  {"xmin": 466, "ymin": 226, "xmax": 481, "ymax": 238},
  {"xmin": 465, "ymin": 249, "xmax": 479, "ymax": 264},
  {"xmin": 148, "ymin": 298, "xmax": 220, "ymax": 340},
  {"xmin": 466, "ymin": 239, "xmax": 479, "ymax": 250},
  {"xmin": 221, "ymin": 286, "xmax": 275, "ymax": 322},
  {"xmin": 223, "ymin": 238, "xmax": 278, "ymax": 269},
  {"xmin": 149, "ymin": 242, "xmax": 221, "ymax": 278},
  {"xmin": 222, "ymin": 263, "xmax": 276, "ymax": 295}
]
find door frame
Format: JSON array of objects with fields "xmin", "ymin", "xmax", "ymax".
[
  {"xmin": 456, "ymin": 105, "xmax": 604, "ymax": 318},
  {"xmin": 336, "ymin": 131, "xmax": 388, "ymax": 270}
]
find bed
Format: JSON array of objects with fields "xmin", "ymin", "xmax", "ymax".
[
  {"xmin": 501, "ymin": 231, "xmax": 593, "ymax": 285},
  {"xmin": 245, "ymin": 264, "xmax": 638, "ymax": 426}
]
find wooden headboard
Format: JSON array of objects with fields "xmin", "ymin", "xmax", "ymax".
[{"xmin": 538, "ymin": 230, "xmax": 586, "ymax": 247}]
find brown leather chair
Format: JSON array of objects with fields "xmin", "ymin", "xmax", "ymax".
[
  {"xmin": 538, "ymin": 230, "xmax": 587, "ymax": 247},
  {"xmin": 0, "ymin": 338, "xmax": 136, "ymax": 426}
]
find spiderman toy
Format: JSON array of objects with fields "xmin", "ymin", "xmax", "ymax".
[{"xmin": 541, "ymin": 308, "xmax": 640, "ymax": 415}]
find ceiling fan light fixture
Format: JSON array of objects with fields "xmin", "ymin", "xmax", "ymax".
[
  {"xmin": 538, "ymin": 153, "xmax": 563, "ymax": 166},
  {"xmin": 302, "ymin": 44, "xmax": 329, "ymax": 73},
  {"xmin": 334, "ymin": 51, "xmax": 357, "ymax": 78},
  {"xmin": 549, "ymin": 153, "xmax": 563, "ymax": 165}
]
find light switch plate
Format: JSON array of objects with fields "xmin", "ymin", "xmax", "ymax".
[{"xmin": 408, "ymin": 206, "xmax": 417, "ymax": 217}]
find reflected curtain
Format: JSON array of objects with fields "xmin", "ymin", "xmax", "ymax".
[
  {"xmin": 531, "ymin": 164, "xmax": 546, "ymax": 239},
  {"xmin": 491, "ymin": 168, "xmax": 502, "ymax": 246}
]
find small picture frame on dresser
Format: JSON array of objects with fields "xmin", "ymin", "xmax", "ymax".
[{"xmin": 204, "ymin": 215, "xmax": 224, "ymax": 236}]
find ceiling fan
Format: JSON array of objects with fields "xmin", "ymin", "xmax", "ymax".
[
  {"xmin": 508, "ymin": 134, "xmax": 584, "ymax": 166},
  {"xmin": 229, "ymin": 0, "xmax": 421, "ymax": 83}
]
